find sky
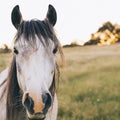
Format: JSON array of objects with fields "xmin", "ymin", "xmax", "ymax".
[{"xmin": 1, "ymin": 0, "xmax": 120, "ymax": 47}]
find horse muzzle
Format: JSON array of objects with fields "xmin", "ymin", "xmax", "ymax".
[{"xmin": 22, "ymin": 91, "xmax": 52, "ymax": 119}]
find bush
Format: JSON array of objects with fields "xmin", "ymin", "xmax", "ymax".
[{"xmin": 0, "ymin": 44, "xmax": 11, "ymax": 53}]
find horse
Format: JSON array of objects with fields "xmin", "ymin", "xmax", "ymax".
[{"xmin": 0, "ymin": 4, "xmax": 63, "ymax": 120}]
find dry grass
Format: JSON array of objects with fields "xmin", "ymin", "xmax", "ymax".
[
  {"xmin": 0, "ymin": 53, "xmax": 12, "ymax": 72},
  {"xmin": 58, "ymin": 44, "xmax": 120, "ymax": 120}
]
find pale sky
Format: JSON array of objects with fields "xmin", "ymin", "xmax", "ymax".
[{"xmin": 0, "ymin": 0, "xmax": 120, "ymax": 47}]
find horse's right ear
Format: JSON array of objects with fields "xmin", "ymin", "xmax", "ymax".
[{"xmin": 11, "ymin": 5, "xmax": 23, "ymax": 29}]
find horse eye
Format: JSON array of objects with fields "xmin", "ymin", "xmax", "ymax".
[
  {"xmin": 14, "ymin": 47, "xmax": 19, "ymax": 54},
  {"xmin": 53, "ymin": 47, "xmax": 58, "ymax": 54}
]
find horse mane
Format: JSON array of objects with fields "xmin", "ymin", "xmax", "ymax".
[
  {"xmin": 6, "ymin": 19, "xmax": 64, "ymax": 120},
  {"xmin": 6, "ymin": 56, "xmax": 25, "ymax": 120}
]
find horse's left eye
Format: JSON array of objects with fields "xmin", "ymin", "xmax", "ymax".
[
  {"xmin": 14, "ymin": 47, "xmax": 19, "ymax": 54},
  {"xmin": 53, "ymin": 47, "xmax": 58, "ymax": 54}
]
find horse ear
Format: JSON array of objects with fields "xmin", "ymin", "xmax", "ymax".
[
  {"xmin": 46, "ymin": 4, "xmax": 57, "ymax": 26},
  {"xmin": 11, "ymin": 5, "xmax": 23, "ymax": 29}
]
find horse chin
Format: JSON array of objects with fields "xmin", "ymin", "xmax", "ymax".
[
  {"xmin": 28, "ymin": 118, "xmax": 45, "ymax": 120},
  {"xmin": 27, "ymin": 112, "xmax": 46, "ymax": 120},
  {"xmin": 28, "ymin": 116, "xmax": 45, "ymax": 120}
]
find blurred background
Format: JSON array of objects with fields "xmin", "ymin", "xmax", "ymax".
[{"xmin": 0, "ymin": 0, "xmax": 120, "ymax": 120}]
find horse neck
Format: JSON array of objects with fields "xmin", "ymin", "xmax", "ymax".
[
  {"xmin": 0, "ymin": 68, "xmax": 25, "ymax": 120},
  {"xmin": 0, "ymin": 68, "xmax": 9, "ymax": 120},
  {"xmin": 0, "ymin": 68, "xmax": 8, "ymax": 85},
  {"xmin": 0, "ymin": 68, "xmax": 8, "ymax": 99}
]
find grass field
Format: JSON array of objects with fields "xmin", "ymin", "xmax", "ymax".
[{"xmin": 0, "ymin": 44, "xmax": 120, "ymax": 120}]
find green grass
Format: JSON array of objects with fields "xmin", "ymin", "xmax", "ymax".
[
  {"xmin": 57, "ymin": 44, "xmax": 120, "ymax": 120},
  {"xmin": 0, "ymin": 44, "xmax": 120, "ymax": 120}
]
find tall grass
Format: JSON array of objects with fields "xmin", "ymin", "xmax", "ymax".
[{"xmin": 58, "ymin": 44, "xmax": 120, "ymax": 120}]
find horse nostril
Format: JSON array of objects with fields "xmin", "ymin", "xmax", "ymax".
[
  {"xmin": 23, "ymin": 93, "xmax": 34, "ymax": 114},
  {"xmin": 42, "ymin": 93, "xmax": 52, "ymax": 113},
  {"xmin": 42, "ymin": 93, "xmax": 48, "ymax": 104}
]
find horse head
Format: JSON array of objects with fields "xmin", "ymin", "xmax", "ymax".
[{"xmin": 7, "ymin": 5, "xmax": 62, "ymax": 120}]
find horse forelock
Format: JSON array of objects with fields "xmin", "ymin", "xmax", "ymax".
[{"xmin": 14, "ymin": 20, "xmax": 55, "ymax": 48}]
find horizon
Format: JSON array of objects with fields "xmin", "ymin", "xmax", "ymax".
[{"xmin": 1, "ymin": 0, "xmax": 120, "ymax": 47}]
